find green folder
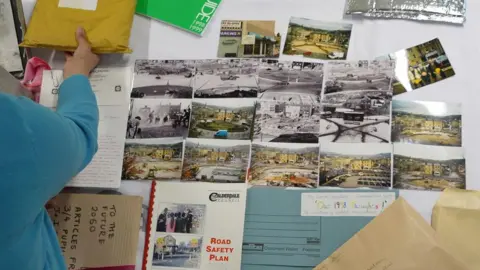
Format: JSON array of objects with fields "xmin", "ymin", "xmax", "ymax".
[{"xmin": 136, "ymin": 0, "xmax": 222, "ymax": 36}]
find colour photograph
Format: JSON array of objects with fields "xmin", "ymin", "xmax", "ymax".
[
  {"xmin": 182, "ymin": 138, "xmax": 250, "ymax": 183},
  {"xmin": 156, "ymin": 203, "xmax": 206, "ymax": 234},
  {"xmin": 283, "ymin": 17, "xmax": 352, "ymax": 60},
  {"xmin": 127, "ymin": 98, "xmax": 191, "ymax": 139},
  {"xmin": 392, "ymin": 100, "xmax": 462, "ymax": 146},
  {"xmin": 257, "ymin": 59, "xmax": 323, "ymax": 105},
  {"xmin": 193, "ymin": 59, "xmax": 259, "ymax": 98},
  {"xmin": 132, "ymin": 59, "xmax": 195, "ymax": 99},
  {"xmin": 393, "ymin": 143, "xmax": 465, "ymax": 191},
  {"xmin": 249, "ymin": 142, "xmax": 319, "ymax": 188},
  {"xmin": 122, "ymin": 138, "xmax": 183, "ymax": 180},
  {"xmin": 254, "ymin": 100, "xmax": 321, "ymax": 143},
  {"xmin": 188, "ymin": 98, "xmax": 255, "ymax": 140},
  {"xmin": 217, "ymin": 20, "xmax": 282, "ymax": 58},
  {"xmin": 319, "ymin": 60, "xmax": 393, "ymax": 143},
  {"xmin": 152, "ymin": 233, "xmax": 203, "ymax": 269},
  {"xmin": 319, "ymin": 143, "xmax": 392, "ymax": 188}
]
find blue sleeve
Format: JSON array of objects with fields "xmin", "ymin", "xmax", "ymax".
[{"xmin": 0, "ymin": 75, "xmax": 98, "ymax": 235}]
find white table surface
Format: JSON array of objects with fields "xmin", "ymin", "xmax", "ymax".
[{"xmin": 21, "ymin": 0, "xmax": 478, "ymax": 223}]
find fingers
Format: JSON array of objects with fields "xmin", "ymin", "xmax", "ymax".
[
  {"xmin": 75, "ymin": 26, "xmax": 91, "ymax": 51},
  {"xmin": 64, "ymin": 51, "xmax": 73, "ymax": 61}
]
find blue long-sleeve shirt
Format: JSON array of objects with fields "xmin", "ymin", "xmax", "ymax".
[{"xmin": 0, "ymin": 75, "xmax": 99, "ymax": 270}]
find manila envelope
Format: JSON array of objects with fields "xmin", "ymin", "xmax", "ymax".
[
  {"xmin": 432, "ymin": 188, "xmax": 480, "ymax": 268},
  {"xmin": 314, "ymin": 197, "xmax": 470, "ymax": 270}
]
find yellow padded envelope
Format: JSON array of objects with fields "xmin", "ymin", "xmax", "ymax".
[{"xmin": 20, "ymin": 0, "xmax": 135, "ymax": 53}]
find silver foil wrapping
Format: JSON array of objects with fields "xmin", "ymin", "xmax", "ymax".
[{"xmin": 345, "ymin": 0, "xmax": 466, "ymax": 24}]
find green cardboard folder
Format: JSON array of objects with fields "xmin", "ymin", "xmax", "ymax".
[{"xmin": 136, "ymin": 0, "xmax": 222, "ymax": 36}]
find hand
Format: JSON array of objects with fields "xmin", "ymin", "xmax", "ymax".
[{"xmin": 63, "ymin": 27, "xmax": 100, "ymax": 79}]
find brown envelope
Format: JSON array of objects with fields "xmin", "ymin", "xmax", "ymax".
[
  {"xmin": 314, "ymin": 197, "xmax": 470, "ymax": 270},
  {"xmin": 432, "ymin": 188, "xmax": 480, "ymax": 269}
]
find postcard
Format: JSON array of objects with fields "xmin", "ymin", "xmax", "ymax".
[
  {"xmin": 249, "ymin": 142, "xmax": 319, "ymax": 188},
  {"xmin": 377, "ymin": 38, "xmax": 455, "ymax": 95},
  {"xmin": 393, "ymin": 143, "xmax": 465, "ymax": 191},
  {"xmin": 193, "ymin": 59, "xmax": 259, "ymax": 98},
  {"xmin": 254, "ymin": 100, "xmax": 321, "ymax": 143},
  {"xmin": 127, "ymin": 98, "xmax": 191, "ymax": 139},
  {"xmin": 257, "ymin": 59, "xmax": 323, "ymax": 105},
  {"xmin": 242, "ymin": 187, "xmax": 398, "ymax": 270},
  {"xmin": 319, "ymin": 143, "xmax": 392, "ymax": 188},
  {"xmin": 188, "ymin": 98, "xmax": 255, "ymax": 140},
  {"xmin": 392, "ymin": 100, "xmax": 462, "ymax": 146},
  {"xmin": 123, "ymin": 138, "xmax": 183, "ymax": 181},
  {"xmin": 319, "ymin": 60, "xmax": 394, "ymax": 143},
  {"xmin": 182, "ymin": 138, "xmax": 250, "ymax": 183},
  {"xmin": 283, "ymin": 17, "xmax": 353, "ymax": 60},
  {"xmin": 217, "ymin": 20, "xmax": 281, "ymax": 59},
  {"xmin": 133, "ymin": 59, "xmax": 195, "ymax": 99}
]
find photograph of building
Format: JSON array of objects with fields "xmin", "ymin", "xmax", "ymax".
[
  {"xmin": 133, "ymin": 60, "xmax": 195, "ymax": 99},
  {"xmin": 182, "ymin": 138, "xmax": 250, "ymax": 183},
  {"xmin": 122, "ymin": 138, "xmax": 183, "ymax": 180},
  {"xmin": 193, "ymin": 59, "xmax": 260, "ymax": 98},
  {"xmin": 393, "ymin": 143, "xmax": 465, "ymax": 191},
  {"xmin": 256, "ymin": 59, "xmax": 323, "ymax": 105},
  {"xmin": 152, "ymin": 233, "xmax": 203, "ymax": 269},
  {"xmin": 392, "ymin": 100, "xmax": 462, "ymax": 146},
  {"xmin": 283, "ymin": 17, "xmax": 352, "ymax": 60},
  {"xmin": 188, "ymin": 98, "xmax": 255, "ymax": 140},
  {"xmin": 156, "ymin": 203, "xmax": 206, "ymax": 234},
  {"xmin": 319, "ymin": 60, "xmax": 394, "ymax": 143},
  {"xmin": 254, "ymin": 100, "xmax": 321, "ymax": 143},
  {"xmin": 217, "ymin": 20, "xmax": 282, "ymax": 58},
  {"xmin": 319, "ymin": 143, "xmax": 392, "ymax": 188}
]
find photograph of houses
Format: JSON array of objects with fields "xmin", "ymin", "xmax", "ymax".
[
  {"xmin": 182, "ymin": 139, "xmax": 250, "ymax": 183},
  {"xmin": 188, "ymin": 98, "xmax": 255, "ymax": 140},
  {"xmin": 319, "ymin": 60, "xmax": 394, "ymax": 143},
  {"xmin": 122, "ymin": 138, "xmax": 183, "ymax": 180},
  {"xmin": 249, "ymin": 142, "xmax": 319, "ymax": 188},
  {"xmin": 132, "ymin": 60, "xmax": 195, "ymax": 99},
  {"xmin": 393, "ymin": 143, "xmax": 465, "ymax": 191},
  {"xmin": 152, "ymin": 233, "xmax": 203, "ymax": 269},
  {"xmin": 193, "ymin": 59, "xmax": 259, "ymax": 98},
  {"xmin": 392, "ymin": 100, "xmax": 462, "ymax": 146},
  {"xmin": 283, "ymin": 17, "xmax": 352, "ymax": 60},
  {"xmin": 319, "ymin": 143, "xmax": 392, "ymax": 188}
]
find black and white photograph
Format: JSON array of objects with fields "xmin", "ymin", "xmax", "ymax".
[
  {"xmin": 319, "ymin": 60, "xmax": 394, "ymax": 143},
  {"xmin": 257, "ymin": 59, "xmax": 323, "ymax": 105},
  {"xmin": 132, "ymin": 59, "xmax": 195, "ymax": 99},
  {"xmin": 152, "ymin": 233, "xmax": 203, "ymax": 269},
  {"xmin": 127, "ymin": 98, "xmax": 191, "ymax": 139},
  {"xmin": 156, "ymin": 203, "xmax": 206, "ymax": 234},
  {"xmin": 193, "ymin": 59, "xmax": 259, "ymax": 98},
  {"xmin": 254, "ymin": 100, "xmax": 321, "ymax": 143}
]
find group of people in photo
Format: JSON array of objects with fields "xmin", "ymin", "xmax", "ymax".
[
  {"xmin": 156, "ymin": 208, "xmax": 195, "ymax": 234},
  {"xmin": 408, "ymin": 58, "xmax": 447, "ymax": 89}
]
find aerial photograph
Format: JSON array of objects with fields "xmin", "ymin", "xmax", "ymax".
[
  {"xmin": 319, "ymin": 143, "xmax": 392, "ymax": 188},
  {"xmin": 393, "ymin": 143, "xmax": 465, "ymax": 191},
  {"xmin": 249, "ymin": 142, "xmax": 319, "ymax": 188},
  {"xmin": 182, "ymin": 138, "xmax": 250, "ymax": 183},
  {"xmin": 392, "ymin": 100, "xmax": 462, "ymax": 146}
]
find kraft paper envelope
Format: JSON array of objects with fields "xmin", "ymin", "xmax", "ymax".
[
  {"xmin": 314, "ymin": 197, "xmax": 470, "ymax": 270},
  {"xmin": 432, "ymin": 188, "xmax": 480, "ymax": 269}
]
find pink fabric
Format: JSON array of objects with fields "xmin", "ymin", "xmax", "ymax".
[{"xmin": 20, "ymin": 57, "xmax": 51, "ymax": 103}]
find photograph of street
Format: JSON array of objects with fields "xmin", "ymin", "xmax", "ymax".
[
  {"xmin": 283, "ymin": 17, "xmax": 352, "ymax": 60},
  {"xmin": 217, "ymin": 20, "xmax": 282, "ymax": 58},
  {"xmin": 133, "ymin": 59, "xmax": 195, "ymax": 98},
  {"xmin": 392, "ymin": 100, "xmax": 462, "ymax": 146},
  {"xmin": 188, "ymin": 98, "xmax": 255, "ymax": 140},
  {"xmin": 254, "ymin": 100, "xmax": 321, "ymax": 143},
  {"xmin": 182, "ymin": 138, "xmax": 250, "ymax": 183},
  {"xmin": 122, "ymin": 138, "xmax": 183, "ymax": 180},
  {"xmin": 156, "ymin": 203, "xmax": 206, "ymax": 234},
  {"xmin": 152, "ymin": 233, "xmax": 202, "ymax": 269},
  {"xmin": 257, "ymin": 59, "xmax": 323, "ymax": 105},
  {"xmin": 127, "ymin": 99, "xmax": 191, "ymax": 139},
  {"xmin": 319, "ymin": 143, "xmax": 392, "ymax": 188},
  {"xmin": 393, "ymin": 143, "xmax": 465, "ymax": 191},
  {"xmin": 193, "ymin": 59, "xmax": 259, "ymax": 98},
  {"xmin": 319, "ymin": 60, "xmax": 394, "ymax": 143},
  {"xmin": 249, "ymin": 142, "xmax": 319, "ymax": 188}
]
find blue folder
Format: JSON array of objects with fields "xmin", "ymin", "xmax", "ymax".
[{"xmin": 241, "ymin": 187, "xmax": 399, "ymax": 270}]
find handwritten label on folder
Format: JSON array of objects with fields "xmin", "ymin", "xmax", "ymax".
[{"xmin": 301, "ymin": 192, "xmax": 396, "ymax": 217}]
